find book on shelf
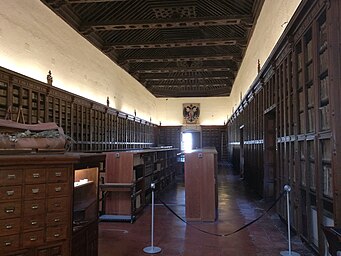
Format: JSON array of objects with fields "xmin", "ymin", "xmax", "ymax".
[
  {"xmin": 301, "ymin": 160, "xmax": 306, "ymax": 186},
  {"xmin": 320, "ymin": 76, "xmax": 329, "ymax": 102},
  {"xmin": 323, "ymin": 165, "xmax": 333, "ymax": 198},
  {"xmin": 309, "ymin": 161, "xmax": 316, "ymax": 191},
  {"xmin": 320, "ymin": 105, "xmax": 330, "ymax": 131}
]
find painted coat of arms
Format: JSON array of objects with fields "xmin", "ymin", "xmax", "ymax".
[{"xmin": 183, "ymin": 103, "xmax": 200, "ymax": 124}]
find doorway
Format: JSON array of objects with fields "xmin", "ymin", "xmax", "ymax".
[
  {"xmin": 181, "ymin": 131, "xmax": 201, "ymax": 151},
  {"xmin": 240, "ymin": 126, "xmax": 244, "ymax": 179},
  {"xmin": 264, "ymin": 109, "xmax": 276, "ymax": 200}
]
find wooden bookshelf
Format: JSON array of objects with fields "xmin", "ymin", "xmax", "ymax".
[
  {"xmin": 100, "ymin": 148, "xmax": 178, "ymax": 222},
  {"xmin": 227, "ymin": 1, "xmax": 340, "ymax": 254},
  {"xmin": 0, "ymin": 67, "xmax": 156, "ymax": 152}
]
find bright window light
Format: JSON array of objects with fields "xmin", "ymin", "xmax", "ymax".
[{"xmin": 182, "ymin": 133, "xmax": 192, "ymax": 152}]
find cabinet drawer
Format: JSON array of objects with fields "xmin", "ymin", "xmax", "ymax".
[
  {"xmin": 0, "ymin": 201, "xmax": 21, "ymax": 219},
  {"xmin": 47, "ymin": 183, "xmax": 69, "ymax": 197},
  {"xmin": 46, "ymin": 212, "xmax": 68, "ymax": 227},
  {"xmin": 0, "ymin": 218, "xmax": 20, "ymax": 236},
  {"xmin": 0, "ymin": 234, "xmax": 20, "ymax": 251},
  {"xmin": 37, "ymin": 244, "xmax": 63, "ymax": 256},
  {"xmin": 23, "ymin": 215, "xmax": 45, "ymax": 231},
  {"xmin": 23, "ymin": 229, "xmax": 44, "ymax": 248},
  {"xmin": 46, "ymin": 226, "xmax": 67, "ymax": 242},
  {"xmin": 0, "ymin": 186, "xmax": 22, "ymax": 201},
  {"xmin": 25, "ymin": 169, "xmax": 46, "ymax": 184},
  {"xmin": 47, "ymin": 197, "xmax": 68, "ymax": 213},
  {"xmin": 24, "ymin": 184, "xmax": 46, "ymax": 199},
  {"xmin": 23, "ymin": 199, "xmax": 45, "ymax": 216},
  {"xmin": 0, "ymin": 170, "xmax": 23, "ymax": 186},
  {"xmin": 47, "ymin": 168, "xmax": 68, "ymax": 183}
]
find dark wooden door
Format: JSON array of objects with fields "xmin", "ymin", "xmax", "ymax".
[
  {"xmin": 240, "ymin": 126, "xmax": 244, "ymax": 179},
  {"xmin": 263, "ymin": 110, "xmax": 276, "ymax": 200}
]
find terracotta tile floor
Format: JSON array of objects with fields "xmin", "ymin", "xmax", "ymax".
[{"xmin": 98, "ymin": 166, "xmax": 315, "ymax": 256}]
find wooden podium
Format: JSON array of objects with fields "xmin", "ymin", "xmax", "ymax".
[{"xmin": 184, "ymin": 148, "xmax": 218, "ymax": 221}]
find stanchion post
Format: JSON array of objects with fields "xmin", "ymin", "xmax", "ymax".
[
  {"xmin": 280, "ymin": 185, "xmax": 300, "ymax": 256},
  {"xmin": 143, "ymin": 183, "xmax": 161, "ymax": 254}
]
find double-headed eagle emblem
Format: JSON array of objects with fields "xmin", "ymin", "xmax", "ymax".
[{"xmin": 183, "ymin": 104, "xmax": 200, "ymax": 124}]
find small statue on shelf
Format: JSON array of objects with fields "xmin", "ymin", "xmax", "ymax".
[
  {"xmin": 47, "ymin": 70, "xmax": 53, "ymax": 85},
  {"xmin": 107, "ymin": 97, "xmax": 110, "ymax": 107}
]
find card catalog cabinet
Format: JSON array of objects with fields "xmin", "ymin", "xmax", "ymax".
[{"xmin": 0, "ymin": 154, "xmax": 78, "ymax": 256}]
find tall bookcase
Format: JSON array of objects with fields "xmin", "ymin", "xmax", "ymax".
[{"xmin": 227, "ymin": 0, "xmax": 341, "ymax": 254}]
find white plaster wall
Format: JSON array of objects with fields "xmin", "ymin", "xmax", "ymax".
[
  {"xmin": 0, "ymin": 0, "xmax": 156, "ymax": 122},
  {"xmin": 228, "ymin": 0, "xmax": 302, "ymax": 114},
  {"xmin": 0, "ymin": 0, "xmax": 302, "ymax": 125},
  {"xmin": 156, "ymin": 97, "xmax": 234, "ymax": 126}
]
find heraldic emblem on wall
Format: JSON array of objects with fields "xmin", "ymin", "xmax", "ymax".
[{"xmin": 183, "ymin": 103, "xmax": 200, "ymax": 124}]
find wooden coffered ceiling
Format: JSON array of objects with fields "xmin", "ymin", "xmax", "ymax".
[{"xmin": 41, "ymin": 0, "xmax": 264, "ymax": 97}]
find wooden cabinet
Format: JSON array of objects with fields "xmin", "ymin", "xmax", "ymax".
[
  {"xmin": 0, "ymin": 154, "xmax": 78, "ymax": 256},
  {"xmin": 101, "ymin": 148, "xmax": 178, "ymax": 222},
  {"xmin": 72, "ymin": 153, "xmax": 102, "ymax": 256},
  {"xmin": 102, "ymin": 151, "xmax": 144, "ymax": 222},
  {"xmin": 184, "ymin": 148, "xmax": 218, "ymax": 222}
]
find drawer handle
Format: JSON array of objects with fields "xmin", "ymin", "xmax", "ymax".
[
  {"xmin": 33, "ymin": 173, "xmax": 40, "ymax": 178},
  {"xmin": 55, "ymin": 172, "xmax": 62, "ymax": 177},
  {"xmin": 31, "ymin": 221, "xmax": 37, "ymax": 225},
  {"xmin": 30, "ymin": 236, "xmax": 37, "ymax": 241},
  {"xmin": 55, "ymin": 187, "xmax": 62, "ymax": 192},
  {"xmin": 5, "ymin": 207, "xmax": 15, "ymax": 213},
  {"xmin": 5, "ymin": 242, "xmax": 11, "ymax": 246},
  {"xmin": 7, "ymin": 174, "xmax": 16, "ymax": 180},
  {"xmin": 5, "ymin": 224, "xmax": 12, "ymax": 229},
  {"xmin": 32, "ymin": 188, "xmax": 40, "ymax": 194},
  {"xmin": 54, "ymin": 218, "xmax": 60, "ymax": 222},
  {"xmin": 32, "ymin": 204, "xmax": 39, "ymax": 210},
  {"xmin": 54, "ymin": 203, "xmax": 61, "ymax": 207},
  {"xmin": 6, "ymin": 190, "xmax": 14, "ymax": 196},
  {"xmin": 54, "ymin": 233, "xmax": 60, "ymax": 238}
]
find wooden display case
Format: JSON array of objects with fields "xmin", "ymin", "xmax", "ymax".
[
  {"xmin": 184, "ymin": 148, "xmax": 218, "ymax": 222},
  {"xmin": 72, "ymin": 153, "xmax": 102, "ymax": 256}
]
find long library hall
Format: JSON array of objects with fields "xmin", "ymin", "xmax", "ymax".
[
  {"xmin": 0, "ymin": 0, "xmax": 341, "ymax": 256},
  {"xmin": 99, "ymin": 166, "xmax": 315, "ymax": 256}
]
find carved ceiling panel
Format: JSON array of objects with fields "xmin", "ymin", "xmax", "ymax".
[{"xmin": 41, "ymin": 0, "xmax": 264, "ymax": 97}]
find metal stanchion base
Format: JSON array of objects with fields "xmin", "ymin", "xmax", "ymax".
[
  {"xmin": 143, "ymin": 246, "xmax": 162, "ymax": 254},
  {"xmin": 280, "ymin": 250, "xmax": 300, "ymax": 256}
]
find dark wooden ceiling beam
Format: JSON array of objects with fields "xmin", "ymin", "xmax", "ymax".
[
  {"xmin": 138, "ymin": 72, "xmax": 234, "ymax": 82},
  {"xmin": 66, "ymin": 0, "xmax": 127, "ymax": 3},
  {"xmin": 133, "ymin": 67, "xmax": 236, "ymax": 74},
  {"xmin": 152, "ymin": 92, "xmax": 230, "ymax": 97},
  {"xmin": 81, "ymin": 15, "xmax": 253, "ymax": 31},
  {"xmin": 142, "ymin": 76, "xmax": 231, "ymax": 83},
  {"xmin": 147, "ymin": 83, "xmax": 232, "ymax": 91},
  {"xmin": 118, "ymin": 54, "xmax": 242, "ymax": 65},
  {"xmin": 150, "ymin": 86, "xmax": 231, "ymax": 97},
  {"xmin": 105, "ymin": 37, "xmax": 247, "ymax": 50}
]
